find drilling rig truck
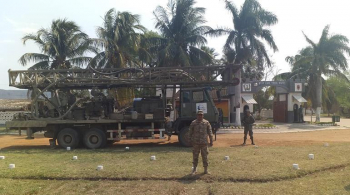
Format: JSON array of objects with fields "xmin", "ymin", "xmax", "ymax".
[{"xmin": 5, "ymin": 66, "xmax": 239, "ymax": 149}]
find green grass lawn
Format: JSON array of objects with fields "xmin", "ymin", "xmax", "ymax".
[
  {"xmin": 0, "ymin": 143, "xmax": 350, "ymax": 194},
  {"xmin": 0, "ymin": 127, "xmax": 7, "ymax": 133}
]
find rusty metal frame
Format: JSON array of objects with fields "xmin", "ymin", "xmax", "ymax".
[
  {"xmin": 8, "ymin": 65, "xmax": 241, "ymax": 121},
  {"xmin": 8, "ymin": 66, "xmax": 240, "ymax": 89}
]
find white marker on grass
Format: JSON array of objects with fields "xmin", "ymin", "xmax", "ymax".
[
  {"xmin": 0, "ymin": 156, "xmax": 5, "ymax": 160},
  {"xmin": 67, "ymin": 147, "xmax": 71, "ymax": 151},
  {"xmin": 9, "ymin": 164, "xmax": 15, "ymax": 169},
  {"xmin": 293, "ymin": 164, "xmax": 299, "ymax": 170},
  {"xmin": 97, "ymin": 165, "xmax": 103, "ymax": 170},
  {"xmin": 150, "ymin": 156, "xmax": 156, "ymax": 161},
  {"xmin": 72, "ymin": 156, "xmax": 78, "ymax": 160},
  {"xmin": 308, "ymin": 154, "xmax": 314, "ymax": 160},
  {"xmin": 224, "ymin": 156, "xmax": 230, "ymax": 160}
]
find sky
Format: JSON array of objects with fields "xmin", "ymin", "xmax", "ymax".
[{"xmin": 1, "ymin": 0, "xmax": 350, "ymax": 89}]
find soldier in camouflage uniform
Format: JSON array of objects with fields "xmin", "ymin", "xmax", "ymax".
[
  {"xmin": 189, "ymin": 110, "xmax": 213, "ymax": 175},
  {"xmin": 241, "ymin": 110, "xmax": 255, "ymax": 145}
]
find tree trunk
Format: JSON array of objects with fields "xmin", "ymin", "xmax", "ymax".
[
  {"xmin": 234, "ymin": 70, "xmax": 241, "ymax": 126},
  {"xmin": 315, "ymin": 75, "xmax": 322, "ymax": 122},
  {"xmin": 172, "ymin": 85, "xmax": 176, "ymax": 115},
  {"xmin": 230, "ymin": 95, "xmax": 235, "ymax": 123}
]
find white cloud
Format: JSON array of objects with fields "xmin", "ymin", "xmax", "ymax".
[
  {"xmin": 4, "ymin": 17, "xmax": 38, "ymax": 34},
  {"xmin": 16, "ymin": 28, "xmax": 37, "ymax": 33},
  {"xmin": 0, "ymin": 40, "xmax": 14, "ymax": 43},
  {"xmin": 4, "ymin": 17, "xmax": 18, "ymax": 26}
]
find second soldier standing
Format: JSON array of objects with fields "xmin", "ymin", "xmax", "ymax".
[
  {"xmin": 189, "ymin": 110, "xmax": 213, "ymax": 175},
  {"xmin": 241, "ymin": 110, "xmax": 255, "ymax": 145}
]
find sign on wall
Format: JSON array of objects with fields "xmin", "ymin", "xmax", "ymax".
[
  {"xmin": 242, "ymin": 83, "xmax": 252, "ymax": 92},
  {"xmin": 295, "ymin": 83, "xmax": 302, "ymax": 92},
  {"xmin": 196, "ymin": 103, "xmax": 207, "ymax": 113}
]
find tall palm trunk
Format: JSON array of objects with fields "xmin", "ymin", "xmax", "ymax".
[
  {"xmin": 234, "ymin": 70, "xmax": 241, "ymax": 126},
  {"xmin": 315, "ymin": 74, "xmax": 322, "ymax": 122},
  {"xmin": 172, "ymin": 85, "xmax": 176, "ymax": 117}
]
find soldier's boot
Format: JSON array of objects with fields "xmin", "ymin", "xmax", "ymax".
[
  {"xmin": 204, "ymin": 167, "xmax": 210, "ymax": 175},
  {"xmin": 191, "ymin": 167, "xmax": 197, "ymax": 175},
  {"xmin": 242, "ymin": 138, "xmax": 247, "ymax": 145},
  {"xmin": 251, "ymin": 138, "xmax": 255, "ymax": 145}
]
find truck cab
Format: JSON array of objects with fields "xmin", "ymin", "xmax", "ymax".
[{"xmin": 172, "ymin": 87, "xmax": 219, "ymax": 146}]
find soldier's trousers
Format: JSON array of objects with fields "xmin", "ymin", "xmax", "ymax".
[
  {"xmin": 244, "ymin": 128, "xmax": 253, "ymax": 139},
  {"xmin": 192, "ymin": 144, "xmax": 209, "ymax": 167}
]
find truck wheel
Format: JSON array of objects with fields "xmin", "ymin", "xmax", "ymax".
[
  {"xmin": 57, "ymin": 128, "xmax": 80, "ymax": 149},
  {"xmin": 178, "ymin": 126, "xmax": 192, "ymax": 147},
  {"xmin": 83, "ymin": 128, "xmax": 106, "ymax": 149}
]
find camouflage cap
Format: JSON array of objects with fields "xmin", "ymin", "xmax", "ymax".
[{"xmin": 197, "ymin": 110, "xmax": 204, "ymax": 115}]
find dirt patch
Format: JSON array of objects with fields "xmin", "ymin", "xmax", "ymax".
[{"xmin": 1, "ymin": 129, "xmax": 350, "ymax": 149}]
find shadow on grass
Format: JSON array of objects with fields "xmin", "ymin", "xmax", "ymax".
[
  {"xmin": 1, "ymin": 145, "xmax": 51, "ymax": 150},
  {"xmin": 179, "ymin": 173, "xmax": 205, "ymax": 184},
  {"xmin": 344, "ymin": 184, "xmax": 350, "ymax": 191}
]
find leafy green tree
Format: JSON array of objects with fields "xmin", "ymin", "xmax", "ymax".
[
  {"xmin": 19, "ymin": 19, "xmax": 93, "ymax": 70},
  {"xmin": 207, "ymin": 0, "xmax": 278, "ymax": 125},
  {"xmin": 284, "ymin": 25, "xmax": 350, "ymax": 122},
  {"xmin": 327, "ymin": 75, "xmax": 350, "ymax": 115},
  {"xmin": 253, "ymin": 88, "xmax": 273, "ymax": 115}
]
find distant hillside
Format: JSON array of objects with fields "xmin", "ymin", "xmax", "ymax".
[{"xmin": 0, "ymin": 89, "xmax": 28, "ymax": 99}]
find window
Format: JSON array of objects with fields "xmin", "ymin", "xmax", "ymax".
[
  {"xmin": 192, "ymin": 91, "xmax": 203, "ymax": 102},
  {"xmin": 182, "ymin": 91, "xmax": 190, "ymax": 103}
]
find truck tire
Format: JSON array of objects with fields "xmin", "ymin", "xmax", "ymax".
[
  {"xmin": 178, "ymin": 126, "xmax": 192, "ymax": 147},
  {"xmin": 57, "ymin": 128, "xmax": 80, "ymax": 149},
  {"xmin": 83, "ymin": 128, "xmax": 107, "ymax": 149}
]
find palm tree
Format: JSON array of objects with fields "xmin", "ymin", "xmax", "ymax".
[
  {"xmin": 89, "ymin": 9, "xmax": 148, "ymax": 68},
  {"xmin": 19, "ymin": 19, "xmax": 92, "ymax": 70},
  {"xmin": 201, "ymin": 46, "xmax": 219, "ymax": 64},
  {"xmin": 152, "ymin": 0, "xmax": 213, "ymax": 67},
  {"xmin": 153, "ymin": 0, "xmax": 214, "ymax": 113},
  {"xmin": 288, "ymin": 25, "xmax": 350, "ymax": 122},
  {"xmin": 89, "ymin": 9, "xmax": 149, "ymax": 108},
  {"xmin": 208, "ymin": 0, "xmax": 278, "ymax": 65},
  {"xmin": 139, "ymin": 31, "xmax": 162, "ymax": 68},
  {"xmin": 207, "ymin": 0, "xmax": 278, "ymax": 125}
]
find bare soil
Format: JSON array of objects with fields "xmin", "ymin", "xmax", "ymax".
[{"xmin": 1, "ymin": 129, "xmax": 350, "ymax": 149}]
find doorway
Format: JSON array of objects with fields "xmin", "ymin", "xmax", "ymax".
[{"xmin": 293, "ymin": 104, "xmax": 299, "ymax": 122}]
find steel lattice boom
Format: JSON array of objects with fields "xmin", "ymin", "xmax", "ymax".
[{"xmin": 8, "ymin": 66, "xmax": 240, "ymax": 89}]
